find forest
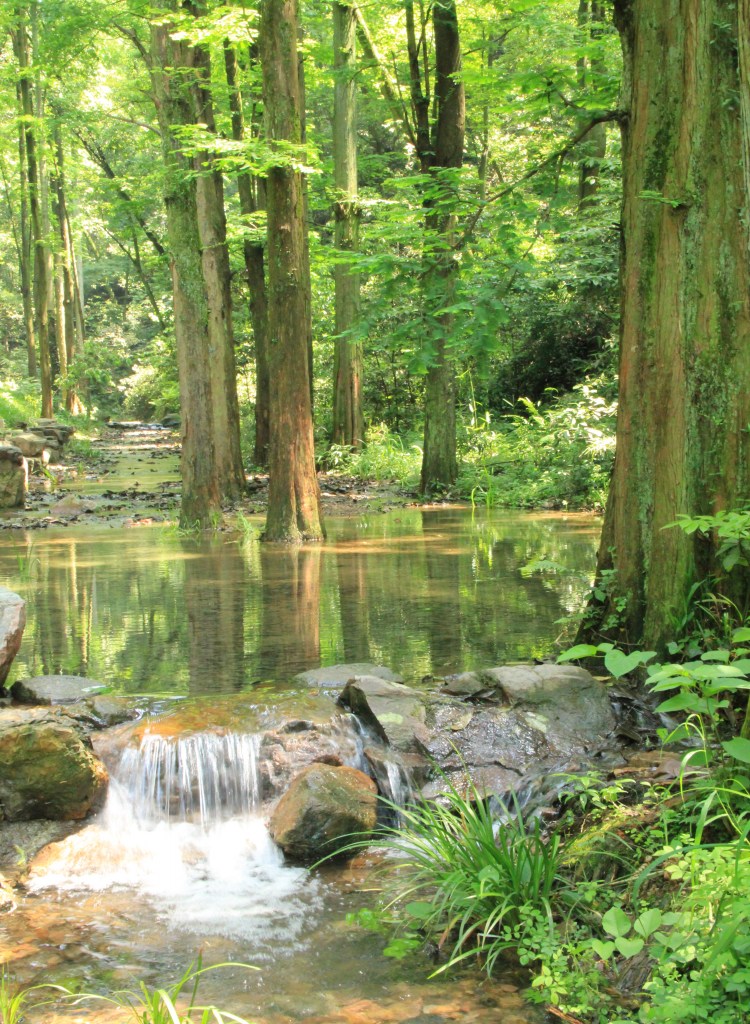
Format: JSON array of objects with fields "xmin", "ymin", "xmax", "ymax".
[{"xmin": 0, "ymin": 1, "xmax": 749, "ymax": 1023}]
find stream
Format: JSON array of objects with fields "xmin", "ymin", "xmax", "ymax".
[{"xmin": 0, "ymin": 507, "xmax": 599, "ymax": 1023}]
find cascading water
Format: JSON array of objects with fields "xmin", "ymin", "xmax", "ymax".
[
  {"xmin": 28, "ymin": 728, "xmax": 320, "ymax": 954},
  {"xmin": 120, "ymin": 731, "xmax": 262, "ymax": 827}
]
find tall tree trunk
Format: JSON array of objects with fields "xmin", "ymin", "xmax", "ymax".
[
  {"xmin": 149, "ymin": 3, "xmax": 244, "ymax": 526},
  {"xmin": 260, "ymin": 0, "xmax": 324, "ymax": 543},
  {"xmin": 15, "ymin": 81, "xmax": 36, "ymax": 376},
  {"xmin": 223, "ymin": 43, "xmax": 271, "ymax": 467},
  {"xmin": 419, "ymin": 0, "xmax": 465, "ymax": 494},
  {"xmin": 189, "ymin": 31, "xmax": 245, "ymax": 501},
  {"xmin": 14, "ymin": 5, "xmax": 52, "ymax": 415},
  {"xmin": 51, "ymin": 125, "xmax": 82, "ymax": 413},
  {"xmin": 331, "ymin": 0, "xmax": 364, "ymax": 449},
  {"xmin": 585, "ymin": 1, "xmax": 750, "ymax": 651}
]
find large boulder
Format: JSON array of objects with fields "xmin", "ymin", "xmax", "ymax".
[
  {"xmin": 339, "ymin": 676, "xmax": 426, "ymax": 752},
  {"xmin": 12, "ymin": 674, "xmax": 108, "ymax": 706},
  {"xmin": 295, "ymin": 663, "xmax": 403, "ymax": 688},
  {"xmin": 443, "ymin": 663, "xmax": 615, "ymax": 756},
  {"xmin": 0, "ymin": 447, "xmax": 26, "ymax": 509},
  {"xmin": 0, "ymin": 708, "xmax": 108, "ymax": 821},
  {"xmin": 0, "ymin": 589, "xmax": 25, "ymax": 688},
  {"xmin": 269, "ymin": 763, "xmax": 377, "ymax": 862}
]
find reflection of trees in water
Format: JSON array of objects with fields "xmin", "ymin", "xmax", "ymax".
[
  {"xmin": 0, "ymin": 514, "xmax": 599, "ymax": 694},
  {"xmin": 182, "ymin": 538, "xmax": 247, "ymax": 693},
  {"xmin": 337, "ymin": 548, "xmax": 370, "ymax": 663},
  {"xmin": 257, "ymin": 546, "xmax": 322, "ymax": 679}
]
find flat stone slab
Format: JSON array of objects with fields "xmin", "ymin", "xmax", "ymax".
[
  {"xmin": 12, "ymin": 675, "xmax": 108, "ymax": 706},
  {"xmin": 295, "ymin": 663, "xmax": 403, "ymax": 688}
]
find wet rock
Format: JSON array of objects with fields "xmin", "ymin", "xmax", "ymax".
[
  {"xmin": 442, "ymin": 663, "xmax": 614, "ymax": 755},
  {"xmin": 295, "ymin": 663, "xmax": 403, "ymax": 688},
  {"xmin": 12, "ymin": 674, "xmax": 108, "ymax": 706},
  {"xmin": 0, "ymin": 818, "xmax": 77, "ymax": 872},
  {"xmin": 421, "ymin": 765, "xmax": 520, "ymax": 802},
  {"xmin": 9, "ymin": 432, "xmax": 46, "ymax": 458},
  {"xmin": 161, "ymin": 414, "xmax": 181, "ymax": 428},
  {"xmin": 363, "ymin": 745, "xmax": 429, "ymax": 800},
  {"xmin": 339, "ymin": 676, "xmax": 426, "ymax": 752},
  {"xmin": 0, "ymin": 708, "xmax": 108, "ymax": 820},
  {"xmin": 269, "ymin": 763, "xmax": 377, "ymax": 862},
  {"xmin": 258, "ymin": 716, "xmax": 364, "ymax": 800},
  {"xmin": 84, "ymin": 694, "xmax": 138, "ymax": 727},
  {"xmin": 421, "ymin": 704, "xmax": 549, "ymax": 774},
  {"xmin": 0, "ymin": 589, "xmax": 25, "ymax": 688},
  {"xmin": 0, "ymin": 447, "xmax": 27, "ymax": 509}
]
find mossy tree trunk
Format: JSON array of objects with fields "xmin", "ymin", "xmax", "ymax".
[
  {"xmin": 419, "ymin": 0, "xmax": 465, "ymax": 494},
  {"xmin": 149, "ymin": 2, "xmax": 244, "ymax": 527},
  {"xmin": 585, "ymin": 1, "xmax": 750, "ymax": 651},
  {"xmin": 260, "ymin": 0, "xmax": 324, "ymax": 543},
  {"xmin": 12, "ymin": 5, "xmax": 52, "ymax": 416},
  {"xmin": 331, "ymin": 0, "xmax": 364, "ymax": 450},
  {"xmin": 223, "ymin": 43, "xmax": 270, "ymax": 468}
]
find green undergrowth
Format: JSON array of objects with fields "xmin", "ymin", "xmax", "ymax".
[
  {"xmin": 322, "ymin": 375, "xmax": 616, "ymax": 509},
  {"xmin": 0, "ymin": 377, "xmax": 41, "ymax": 428},
  {"xmin": 2, "ymin": 960, "xmax": 256, "ymax": 1024},
  {"xmin": 352, "ymin": 642, "xmax": 750, "ymax": 1023}
]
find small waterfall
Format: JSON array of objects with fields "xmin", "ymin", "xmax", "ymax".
[
  {"xmin": 28, "ymin": 727, "xmax": 320, "ymax": 951},
  {"xmin": 118, "ymin": 731, "xmax": 261, "ymax": 828}
]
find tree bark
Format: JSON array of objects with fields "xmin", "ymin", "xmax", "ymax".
[
  {"xmin": 14, "ymin": 80, "xmax": 36, "ymax": 376},
  {"xmin": 148, "ymin": 4, "xmax": 244, "ymax": 526},
  {"xmin": 585, "ymin": 1, "xmax": 750, "ymax": 650},
  {"xmin": 223, "ymin": 43, "xmax": 271, "ymax": 467},
  {"xmin": 419, "ymin": 0, "xmax": 465, "ymax": 494},
  {"xmin": 13, "ymin": 5, "xmax": 52, "ymax": 415},
  {"xmin": 51, "ymin": 125, "xmax": 82, "ymax": 414},
  {"xmin": 260, "ymin": 0, "xmax": 324, "ymax": 543},
  {"xmin": 332, "ymin": 0, "xmax": 364, "ymax": 450}
]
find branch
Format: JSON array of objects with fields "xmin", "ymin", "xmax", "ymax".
[
  {"xmin": 457, "ymin": 110, "xmax": 622, "ymax": 248},
  {"xmin": 353, "ymin": 2, "xmax": 416, "ymax": 149}
]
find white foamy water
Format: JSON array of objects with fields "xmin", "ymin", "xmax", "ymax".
[{"xmin": 28, "ymin": 731, "xmax": 322, "ymax": 952}]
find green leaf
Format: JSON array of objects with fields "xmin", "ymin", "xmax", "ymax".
[
  {"xmin": 722, "ymin": 737, "xmax": 750, "ymax": 764},
  {"xmin": 634, "ymin": 908, "xmax": 663, "ymax": 938},
  {"xmin": 655, "ymin": 693, "xmax": 704, "ymax": 714},
  {"xmin": 732, "ymin": 628, "xmax": 750, "ymax": 643},
  {"xmin": 591, "ymin": 939, "xmax": 615, "ymax": 960},
  {"xmin": 557, "ymin": 644, "xmax": 598, "ymax": 663},
  {"xmin": 604, "ymin": 649, "xmax": 656, "ymax": 678},
  {"xmin": 615, "ymin": 936, "xmax": 645, "ymax": 958},
  {"xmin": 602, "ymin": 906, "xmax": 631, "ymax": 938}
]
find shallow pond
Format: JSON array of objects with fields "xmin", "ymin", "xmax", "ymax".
[
  {"xmin": 0, "ymin": 510, "xmax": 599, "ymax": 1023},
  {"xmin": 1, "ymin": 508, "xmax": 598, "ymax": 694}
]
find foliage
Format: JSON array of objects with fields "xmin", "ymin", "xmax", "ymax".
[
  {"xmin": 457, "ymin": 373, "xmax": 617, "ymax": 510},
  {"xmin": 322, "ymin": 423, "xmax": 422, "ymax": 486},
  {"xmin": 60, "ymin": 960, "xmax": 256, "ymax": 1024}
]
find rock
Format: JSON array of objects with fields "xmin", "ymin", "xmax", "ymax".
[
  {"xmin": 12, "ymin": 674, "xmax": 108, "ymax": 706},
  {"xmin": 295, "ymin": 663, "xmax": 404, "ymax": 688},
  {"xmin": 161, "ymin": 414, "xmax": 181, "ymax": 428},
  {"xmin": 0, "ymin": 589, "xmax": 25, "ymax": 689},
  {"xmin": 36, "ymin": 419, "xmax": 75, "ymax": 441},
  {"xmin": 49, "ymin": 496, "xmax": 95, "ymax": 518},
  {"xmin": 0, "ymin": 819, "xmax": 77, "ymax": 872},
  {"xmin": 83, "ymin": 695, "xmax": 137, "ymax": 727},
  {"xmin": 420, "ymin": 704, "xmax": 549, "ymax": 774},
  {"xmin": 258, "ymin": 716, "xmax": 364, "ymax": 800},
  {"xmin": 0, "ymin": 447, "xmax": 27, "ymax": 509},
  {"xmin": 421, "ymin": 764, "xmax": 520, "ymax": 801},
  {"xmin": 0, "ymin": 708, "xmax": 108, "ymax": 820},
  {"xmin": 339, "ymin": 676, "xmax": 426, "ymax": 752},
  {"xmin": 269, "ymin": 763, "xmax": 377, "ymax": 862},
  {"xmin": 441, "ymin": 664, "xmax": 614, "ymax": 755},
  {"xmin": 9, "ymin": 432, "xmax": 46, "ymax": 458}
]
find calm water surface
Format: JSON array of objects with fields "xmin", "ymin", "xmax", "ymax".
[{"xmin": 0, "ymin": 508, "xmax": 599, "ymax": 693}]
